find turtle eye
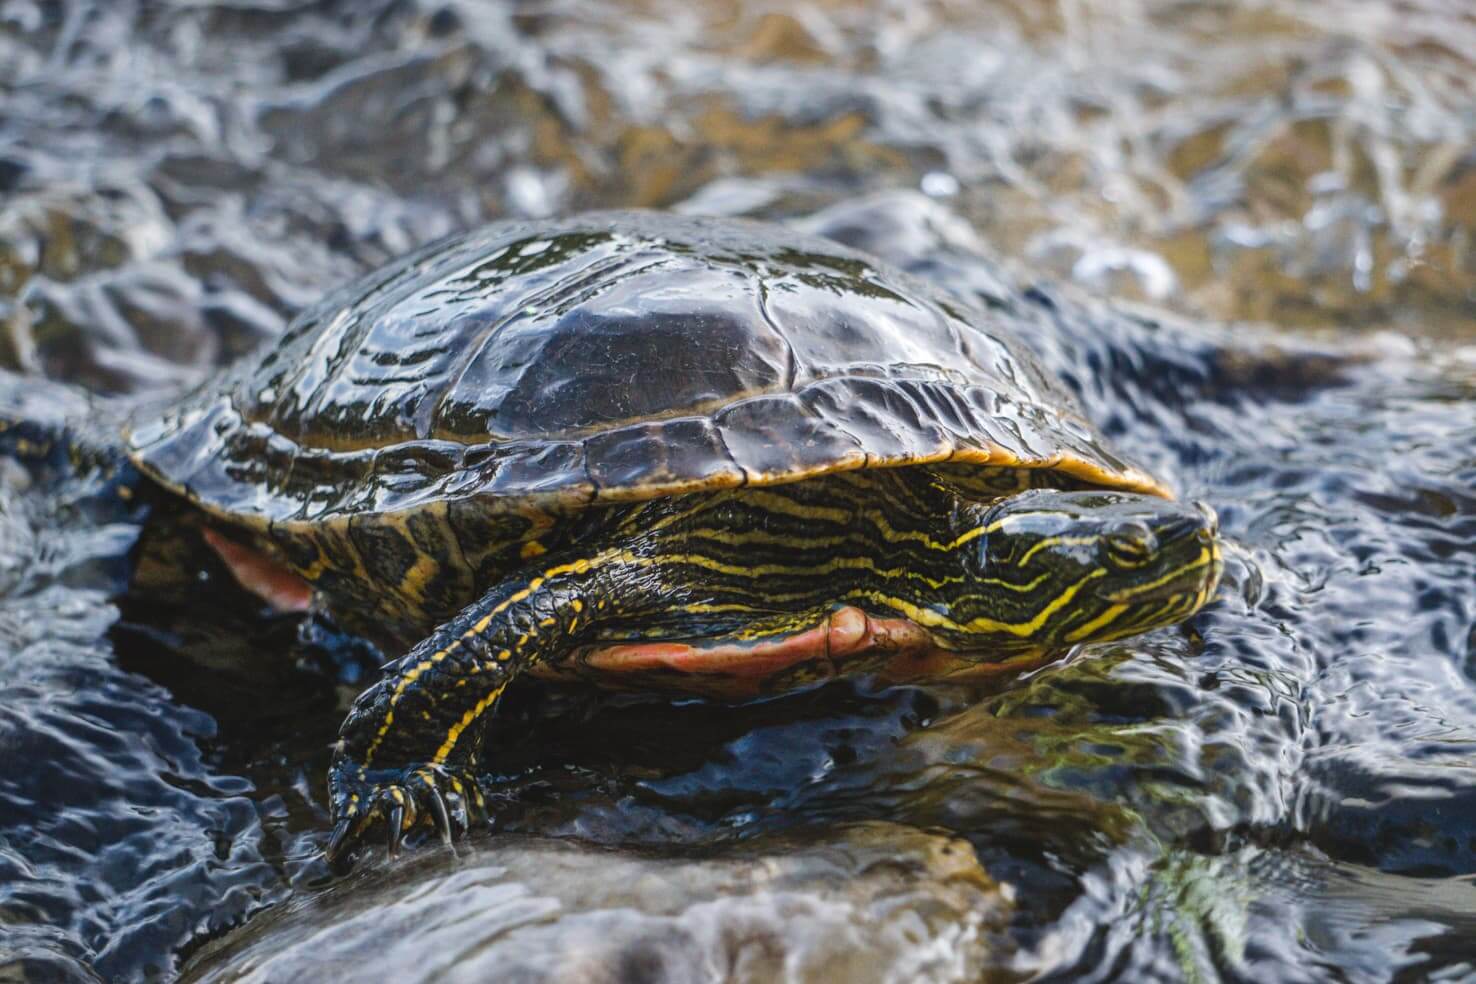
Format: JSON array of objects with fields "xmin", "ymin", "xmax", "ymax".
[{"xmin": 1103, "ymin": 522, "xmax": 1156, "ymax": 569}]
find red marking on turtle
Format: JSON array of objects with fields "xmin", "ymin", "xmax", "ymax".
[
  {"xmin": 202, "ymin": 526, "xmax": 314, "ymax": 613},
  {"xmin": 533, "ymin": 605, "xmax": 1052, "ymax": 698}
]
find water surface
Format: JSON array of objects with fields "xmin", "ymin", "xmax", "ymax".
[{"xmin": 1, "ymin": 1, "xmax": 1474, "ymax": 981}]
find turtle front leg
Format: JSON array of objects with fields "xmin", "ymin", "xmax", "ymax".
[{"xmin": 326, "ymin": 549, "xmax": 634, "ymax": 865}]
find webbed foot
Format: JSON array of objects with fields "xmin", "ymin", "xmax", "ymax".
[{"xmin": 325, "ymin": 753, "xmax": 487, "ymax": 867}]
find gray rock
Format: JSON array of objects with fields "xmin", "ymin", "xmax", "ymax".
[{"xmin": 182, "ymin": 823, "xmax": 1011, "ymax": 984}]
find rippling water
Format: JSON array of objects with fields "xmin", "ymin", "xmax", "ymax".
[{"xmin": 1, "ymin": 1, "xmax": 1474, "ymax": 981}]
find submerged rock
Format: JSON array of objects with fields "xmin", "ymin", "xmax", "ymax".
[{"xmin": 183, "ymin": 823, "xmax": 1010, "ymax": 984}]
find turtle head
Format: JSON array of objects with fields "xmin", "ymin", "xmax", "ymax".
[{"xmin": 951, "ymin": 489, "xmax": 1222, "ymax": 650}]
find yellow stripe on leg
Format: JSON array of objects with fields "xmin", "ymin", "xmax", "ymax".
[{"xmin": 432, "ymin": 683, "xmax": 506, "ymax": 765}]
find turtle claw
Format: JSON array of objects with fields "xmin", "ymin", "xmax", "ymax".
[
  {"xmin": 325, "ymin": 817, "xmax": 358, "ymax": 869},
  {"xmin": 325, "ymin": 757, "xmax": 484, "ymax": 867},
  {"xmin": 427, "ymin": 787, "xmax": 455, "ymax": 850},
  {"xmin": 446, "ymin": 776, "xmax": 491, "ymax": 831},
  {"xmin": 443, "ymin": 790, "xmax": 471, "ymax": 838},
  {"xmin": 386, "ymin": 801, "xmax": 406, "ymax": 858}
]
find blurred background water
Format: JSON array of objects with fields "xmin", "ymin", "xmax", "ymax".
[{"xmin": 1, "ymin": 1, "xmax": 1473, "ymax": 981}]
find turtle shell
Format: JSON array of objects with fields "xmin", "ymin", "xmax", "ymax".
[{"xmin": 126, "ymin": 211, "xmax": 1168, "ymax": 530}]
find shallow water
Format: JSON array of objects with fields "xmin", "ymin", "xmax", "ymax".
[{"xmin": 1, "ymin": 1, "xmax": 1474, "ymax": 981}]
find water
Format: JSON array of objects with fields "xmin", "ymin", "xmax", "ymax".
[{"xmin": 2, "ymin": 1, "xmax": 1474, "ymax": 981}]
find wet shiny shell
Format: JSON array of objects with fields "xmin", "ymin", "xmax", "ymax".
[{"xmin": 126, "ymin": 211, "xmax": 1167, "ymax": 530}]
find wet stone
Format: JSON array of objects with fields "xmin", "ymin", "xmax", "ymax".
[{"xmin": 182, "ymin": 824, "xmax": 1010, "ymax": 984}]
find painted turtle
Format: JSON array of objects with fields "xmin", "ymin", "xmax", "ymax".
[{"xmin": 116, "ymin": 212, "xmax": 1222, "ymax": 862}]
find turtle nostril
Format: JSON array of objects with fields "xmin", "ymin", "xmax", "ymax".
[{"xmin": 1192, "ymin": 500, "xmax": 1218, "ymax": 537}]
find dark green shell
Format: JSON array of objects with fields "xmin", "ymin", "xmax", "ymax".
[{"xmin": 125, "ymin": 211, "xmax": 1165, "ymax": 532}]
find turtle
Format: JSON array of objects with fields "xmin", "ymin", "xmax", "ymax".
[{"xmin": 30, "ymin": 211, "xmax": 1223, "ymax": 864}]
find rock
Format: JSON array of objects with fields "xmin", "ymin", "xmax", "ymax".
[{"xmin": 183, "ymin": 823, "xmax": 1011, "ymax": 984}]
